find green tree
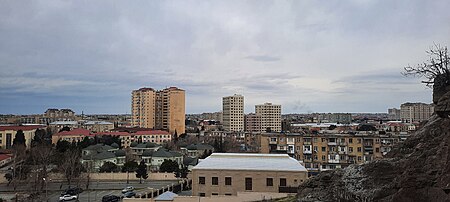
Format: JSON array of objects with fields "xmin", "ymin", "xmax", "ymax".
[
  {"xmin": 122, "ymin": 161, "xmax": 138, "ymax": 172},
  {"xmin": 159, "ymin": 159, "xmax": 179, "ymax": 173},
  {"xmin": 55, "ymin": 140, "xmax": 71, "ymax": 153},
  {"xmin": 175, "ymin": 165, "xmax": 188, "ymax": 179},
  {"xmin": 99, "ymin": 162, "xmax": 119, "ymax": 173},
  {"xmin": 12, "ymin": 130, "xmax": 26, "ymax": 147},
  {"xmin": 135, "ymin": 160, "xmax": 148, "ymax": 184}
]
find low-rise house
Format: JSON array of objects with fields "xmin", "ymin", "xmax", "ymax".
[
  {"xmin": 81, "ymin": 144, "xmax": 119, "ymax": 171},
  {"xmin": 150, "ymin": 149, "xmax": 183, "ymax": 171},
  {"xmin": 184, "ymin": 143, "xmax": 214, "ymax": 158},
  {"xmin": 192, "ymin": 153, "xmax": 308, "ymax": 197},
  {"xmin": 0, "ymin": 154, "xmax": 12, "ymax": 167}
]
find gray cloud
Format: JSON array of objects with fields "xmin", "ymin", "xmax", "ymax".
[
  {"xmin": 245, "ymin": 55, "xmax": 280, "ymax": 62},
  {"xmin": 0, "ymin": 0, "xmax": 448, "ymax": 114}
]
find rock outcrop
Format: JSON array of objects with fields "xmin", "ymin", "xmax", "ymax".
[{"xmin": 298, "ymin": 76, "xmax": 450, "ymax": 202}]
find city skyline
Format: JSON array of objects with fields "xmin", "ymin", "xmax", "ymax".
[{"xmin": 2, "ymin": 1, "xmax": 449, "ymax": 114}]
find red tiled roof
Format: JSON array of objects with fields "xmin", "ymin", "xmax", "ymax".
[
  {"xmin": 0, "ymin": 154, "xmax": 12, "ymax": 161},
  {"xmin": 135, "ymin": 130, "xmax": 170, "ymax": 135},
  {"xmin": 0, "ymin": 125, "xmax": 46, "ymax": 131},
  {"xmin": 95, "ymin": 132, "xmax": 130, "ymax": 136},
  {"xmin": 54, "ymin": 128, "xmax": 92, "ymax": 137}
]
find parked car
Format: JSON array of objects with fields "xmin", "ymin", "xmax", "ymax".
[
  {"xmin": 63, "ymin": 187, "xmax": 83, "ymax": 195},
  {"xmin": 59, "ymin": 194, "xmax": 78, "ymax": 201},
  {"xmin": 121, "ymin": 186, "xmax": 134, "ymax": 193},
  {"xmin": 102, "ymin": 195, "xmax": 121, "ymax": 202},
  {"xmin": 123, "ymin": 191, "xmax": 136, "ymax": 198}
]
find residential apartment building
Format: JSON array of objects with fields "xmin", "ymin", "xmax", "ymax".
[
  {"xmin": 0, "ymin": 125, "xmax": 46, "ymax": 149},
  {"xmin": 400, "ymin": 102, "xmax": 434, "ymax": 123},
  {"xmin": 192, "ymin": 153, "xmax": 307, "ymax": 197},
  {"xmin": 131, "ymin": 87, "xmax": 185, "ymax": 134},
  {"xmin": 388, "ymin": 108, "xmax": 401, "ymax": 120},
  {"xmin": 255, "ymin": 103, "xmax": 281, "ymax": 132},
  {"xmin": 244, "ymin": 113, "xmax": 261, "ymax": 133},
  {"xmin": 222, "ymin": 94, "xmax": 244, "ymax": 132},
  {"xmin": 260, "ymin": 132, "xmax": 393, "ymax": 173},
  {"xmin": 131, "ymin": 88, "xmax": 157, "ymax": 128}
]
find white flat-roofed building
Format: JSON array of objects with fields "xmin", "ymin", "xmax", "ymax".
[{"xmin": 192, "ymin": 153, "xmax": 308, "ymax": 197}]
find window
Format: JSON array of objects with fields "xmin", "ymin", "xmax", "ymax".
[
  {"xmin": 357, "ymin": 147, "xmax": 362, "ymax": 152},
  {"xmin": 322, "ymin": 155, "xmax": 326, "ymax": 161},
  {"xmin": 280, "ymin": 178, "xmax": 287, "ymax": 187},
  {"xmin": 349, "ymin": 138, "xmax": 353, "ymax": 143},
  {"xmin": 349, "ymin": 147, "xmax": 353, "ymax": 153},
  {"xmin": 212, "ymin": 177, "xmax": 218, "ymax": 185},
  {"xmin": 225, "ymin": 193, "xmax": 232, "ymax": 196},
  {"xmin": 321, "ymin": 147, "xmax": 326, "ymax": 152},
  {"xmin": 266, "ymin": 178, "xmax": 273, "ymax": 186},
  {"xmin": 199, "ymin": 193, "xmax": 205, "ymax": 197},
  {"xmin": 245, "ymin": 178, "xmax": 252, "ymax": 190},
  {"xmin": 375, "ymin": 148, "xmax": 380, "ymax": 153},
  {"xmin": 358, "ymin": 156, "xmax": 362, "ymax": 161},
  {"xmin": 225, "ymin": 177, "xmax": 232, "ymax": 185},
  {"xmin": 212, "ymin": 193, "xmax": 218, "ymax": 196},
  {"xmin": 313, "ymin": 146, "xmax": 318, "ymax": 152},
  {"xmin": 199, "ymin": 177, "xmax": 205, "ymax": 184}
]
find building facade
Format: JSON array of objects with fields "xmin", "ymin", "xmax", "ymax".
[
  {"xmin": 388, "ymin": 108, "xmax": 401, "ymax": 120},
  {"xmin": 400, "ymin": 102, "xmax": 434, "ymax": 123},
  {"xmin": 244, "ymin": 113, "xmax": 261, "ymax": 133},
  {"xmin": 192, "ymin": 153, "xmax": 307, "ymax": 197},
  {"xmin": 259, "ymin": 132, "xmax": 402, "ymax": 173},
  {"xmin": 131, "ymin": 87, "xmax": 185, "ymax": 134},
  {"xmin": 255, "ymin": 103, "xmax": 281, "ymax": 132},
  {"xmin": 222, "ymin": 94, "xmax": 244, "ymax": 132},
  {"xmin": 0, "ymin": 125, "xmax": 46, "ymax": 149}
]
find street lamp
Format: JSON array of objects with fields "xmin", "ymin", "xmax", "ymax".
[{"xmin": 43, "ymin": 177, "xmax": 47, "ymax": 201}]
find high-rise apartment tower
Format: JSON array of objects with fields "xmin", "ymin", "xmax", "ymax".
[
  {"xmin": 255, "ymin": 102, "xmax": 281, "ymax": 132},
  {"xmin": 222, "ymin": 94, "xmax": 244, "ymax": 131},
  {"xmin": 131, "ymin": 87, "xmax": 185, "ymax": 134}
]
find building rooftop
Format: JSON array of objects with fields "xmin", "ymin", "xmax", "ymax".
[
  {"xmin": 54, "ymin": 128, "xmax": 92, "ymax": 137},
  {"xmin": 50, "ymin": 121, "xmax": 78, "ymax": 125},
  {"xmin": 0, "ymin": 125, "xmax": 45, "ymax": 131},
  {"xmin": 193, "ymin": 153, "xmax": 307, "ymax": 172}
]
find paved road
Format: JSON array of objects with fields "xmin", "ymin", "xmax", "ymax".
[{"xmin": 1, "ymin": 180, "xmax": 180, "ymax": 201}]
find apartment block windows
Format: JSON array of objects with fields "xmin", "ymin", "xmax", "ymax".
[
  {"xmin": 280, "ymin": 178, "xmax": 287, "ymax": 187},
  {"xmin": 199, "ymin": 177, "xmax": 205, "ymax": 184},
  {"xmin": 212, "ymin": 177, "xmax": 218, "ymax": 185},
  {"xmin": 349, "ymin": 138, "xmax": 353, "ymax": 143},
  {"xmin": 349, "ymin": 147, "xmax": 353, "ymax": 153},
  {"xmin": 245, "ymin": 178, "xmax": 252, "ymax": 190},
  {"xmin": 225, "ymin": 177, "xmax": 232, "ymax": 185},
  {"xmin": 266, "ymin": 178, "xmax": 273, "ymax": 186},
  {"xmin": 357, "ymin": 147, "xmax": 362, "ymax": 152}
]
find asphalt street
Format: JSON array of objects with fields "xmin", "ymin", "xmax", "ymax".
[{"xmin": 0, "ymin": 180, "xmax": 180, "ymax": 201}]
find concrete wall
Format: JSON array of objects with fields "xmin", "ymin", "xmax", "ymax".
[{"xmin": 47, "ymin": 172, "xmax": 178, "ymax": 181}]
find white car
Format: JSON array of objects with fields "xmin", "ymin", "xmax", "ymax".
[
  {"xmin": 122, "ymin": 186, "xmax": 134, "ymax": 193},
  {"xmin": 59, "ymin": 194, "xmax": 77, "ymax": 201}
]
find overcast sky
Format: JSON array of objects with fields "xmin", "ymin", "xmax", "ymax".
[{"xmin": 1, "ymin": 0, "xmax": 449, "ymax": 115}]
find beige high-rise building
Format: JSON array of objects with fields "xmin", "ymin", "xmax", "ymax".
[
  {"xmin": 222, "ymin": 94, "xmax": 244, "ymax": 132},
  {"xmin": 131, "ymin": 87, "xmax": 185, "ymax": 134},
  {"xmin": 156, "ymin": 87, "xmax": 186, "ymax": 134},
  {"xmin": 400, "ymin": 102, "xmax": 434, "ymax": 123},
  {"xmin": 256, "ymin": 103, "xmax": 281, "ymax": 132},
  {"xmin": 131, "ymin": 88, "xmax": 156, "ymax": 128}
]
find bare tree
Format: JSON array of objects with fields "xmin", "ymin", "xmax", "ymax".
[
  {"xmin": 60, "ymin": 148, "xmax": 83, "ymax": 186},
  {"xmin": 403, "ymin": 44, "xmax": 450, "ymax": 87},
  {"xmin": 30, "ymin": 144, "xmax": 53, "ymax": 191}
]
